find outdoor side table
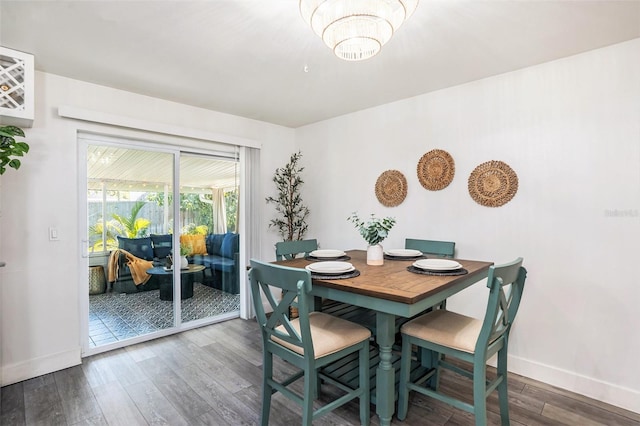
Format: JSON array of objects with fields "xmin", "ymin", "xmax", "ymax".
[{"xmin": 147, "ymin": 264, "xmax": 205, "ymax": 301}]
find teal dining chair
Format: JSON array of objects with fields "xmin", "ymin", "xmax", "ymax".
[
  {"xmin": 397, "ymin": 257, "xmax": 527, "ymax": 426},
  {"xmin": 249, "ymin": 259, "xmax": 371, "ymax": 426},
  {"xmin": 405, "ymin": 238, "xmax": 455, "ymax": 258},
  {"xmin": 275, "ymin": 239, "xmax": 318, "ymax": 318},
  {"xmin": 405, "ymin": 238, "xmax": 456, "ymax": 310},
  {"xmin": 275, "ymin": 238, "xmax": 318, "ymax": 260}
]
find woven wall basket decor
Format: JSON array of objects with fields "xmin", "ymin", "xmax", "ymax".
[
  {"xmin": 417, "ymin": 149, "xmax": 455, "ymax": 191},
  {"xmin": 468, "ymin": 160, "xmax": 519, "ymax": 207},
  {"xmin": 375, "ymin": 169, "xmax": 407, "ymax": 207}
]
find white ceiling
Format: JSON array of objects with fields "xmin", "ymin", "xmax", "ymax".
[
  {"xmin": 87, "ymin": 145, "xmax": 239, "ymax": 191},
  {"xmin": 1, "ymin": 1, "xmax": 639, "ymax": 128}
]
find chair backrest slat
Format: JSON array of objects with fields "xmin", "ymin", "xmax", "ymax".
[
  {"xmin": 476, "ymin": 258, "xmax": 527, "ymax": 353},
  {"xmin": 405, "ymin": 238, "xmax": 455, "ymax": 258},
  {"xmin": 275, "ymin": 239, "xmax": 319, "ymax": 260},
  {"xmin": 249, "ymin": 259, "xmax": 315, "ymax": 357}
]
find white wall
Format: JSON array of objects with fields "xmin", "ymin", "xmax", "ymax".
[
  {"xmin": 295, "ymin": 38, "xmax": 640, "ymax": 413},
  {"xmin": 0, "ymin": 72, "xmax": 295, "ymax": 385}
]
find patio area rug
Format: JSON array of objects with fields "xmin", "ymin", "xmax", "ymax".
[{"xmin": 88, "ymin": 283, "xmax": 240, "ymax": 346}]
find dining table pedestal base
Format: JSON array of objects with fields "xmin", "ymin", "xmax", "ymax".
[{"xmin": 320, "ymin": 330, "xmax": 432, "ymax": 425}]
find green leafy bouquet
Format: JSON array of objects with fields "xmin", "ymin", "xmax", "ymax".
[{"xmin": 347, "ymin": 212, "xmax": 396, "ymax": 246}]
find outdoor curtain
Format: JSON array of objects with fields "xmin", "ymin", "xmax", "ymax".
[{"xmin": 212, "ymin": 188, "xmax": 227, "ymax": 234}]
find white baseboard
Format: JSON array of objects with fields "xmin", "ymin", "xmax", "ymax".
[
  {"xmin": 2, "ymin": 347, "xmax": 82, "ymax": 386},
  {"xmin": 509, "ymin": 354, "xmax": 640, "ymax": 414}
]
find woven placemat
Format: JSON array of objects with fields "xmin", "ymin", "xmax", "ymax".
[
  {"xmin": 305, "ymin": 255, "xmax": 351, "ymax": 261},
  {"xmin": 406, "ymin": 266, "xmax": 468, "ymax": 276},
  {"xmin": 384, "ymin": 254, "xmax": 425, "ymax": 261},
  {"xmin": 468, "ymin": 160, "xmax": 518, "ymax": 207},
  {"xmin": 375, "ymin": 169, "xmax": 407, "ymax": 207},
  {"xmin": 311, "ymin": 270, "xmax": 361, "ymax": 280},
  {"xmin": 417, "ymin": 149, "xmax": 455, "ymax": 191}
]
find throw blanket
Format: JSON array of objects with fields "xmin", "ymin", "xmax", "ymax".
[{"xmin": 107, "ymin": 249, "xmax": 154, "ymax": 286}]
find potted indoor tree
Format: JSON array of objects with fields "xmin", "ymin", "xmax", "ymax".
[
  {"xmin": 265, "ymin": 151, "xmax": 310, "ymax": 241},
  {"xmin": 348, "ymin": 212, "xmax": 396, "ymax": 265}
]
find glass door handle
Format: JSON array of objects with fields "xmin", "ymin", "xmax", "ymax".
[{"xmin": 81, "ymin": 239, "xmax": 89, "ymax": 258}]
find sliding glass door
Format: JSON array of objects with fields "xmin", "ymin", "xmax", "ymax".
[
  {"xmin": 178, "ymin": 153, "xmax": 241, "ymax": 325},
  {"xmin": 83, "ymin": 135, "xmax": 240, "ymax": 352},
  {"xmin": 86, "ymin": 145, "xmax": 176, "ymax": 347}
]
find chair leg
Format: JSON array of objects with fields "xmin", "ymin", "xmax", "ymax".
[
  {"xmin": 472, "ymin": 360, "xmax": 488, "ymax": 426},
  {"xmin": 302, "ymin": 363, "xmax": 316, "ymax": 425},
  {"xmin": 397, "ymin": 336, "xmax": 413, "ymax": 421},
  {"xmin": 419, "ymin": 347, "xmax": 441, "ymax": 390},
  {"xmin": 313, "ymin": 370, "xmax": 320, "ymax": 399},
  {"xmin": 497, "ymin": 346, "xmax": 510, "ymax": 425},
  {"xmin": 261, "ymin": 352, "xmax": 273, "ymax": 426},
  {"xmin": 359, "ymin": 342, "xmax": 370, "ymax": 426}
]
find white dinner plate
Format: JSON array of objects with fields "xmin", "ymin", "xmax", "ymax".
[
  {"xmin": 309, "ymin": 249, "xmax": 346, "ymax": 258},
  {"xmin": 384, "ymin": 248, "xmax": 423, "ymax": 257},
  {"xmin": 305, "ymin": 261, "xmax": 354, "ymax": 274},
  {"xmin": 413, "ymin": 259, "xmax": 462, "ymax": 271}
]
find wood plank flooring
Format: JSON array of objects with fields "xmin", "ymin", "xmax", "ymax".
[{"xmin": 2, "ymin": 318, "xmax": 639, "ymax": 425}]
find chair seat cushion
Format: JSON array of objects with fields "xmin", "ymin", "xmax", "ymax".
[
  {"xmin": 273, "ymin": 312, "xmax": 371, "ymax": 358},
  {"xmin": 401, "ymin": 309, "xmax": 482, "ymax": 354}
]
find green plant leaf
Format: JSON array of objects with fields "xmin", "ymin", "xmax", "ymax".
[
  {"xmin": 15, "ymin": 142, "xmax": 29, "ymax": 153},
  {"xmin": 0, "ymin": 125, "xmax": 29, "ymax": 174},
  {"xmin": 347, "ymin": 212, "xmax": 396, "ymax": 245},
  {"xmin": 111, "ymin": 201, "xmax": 150, "ymax": 238},
  {"xmin": 0, "ymin": 126, "xmax": 25, "ymax": 137}
]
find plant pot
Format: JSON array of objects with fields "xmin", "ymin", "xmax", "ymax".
[
  {"xmin": 180, "ymin": 255, "xmax": 189, "ymax": 269},
  {"xmin": 88, "ymin": 265, "xmax": 106, "ymax": 295},
  {"xmin": 367, "ymin": 244, "xmax": 384, "ymax": 266}
]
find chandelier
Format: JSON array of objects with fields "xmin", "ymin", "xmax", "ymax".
[{"xmin": 299, "ymin": 0, "xmax": 419, "ymax": 61}]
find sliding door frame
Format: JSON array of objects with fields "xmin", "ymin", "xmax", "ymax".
[{"xmin": 68, "ymin": 109, "xmax": 258, "ymax": 357}]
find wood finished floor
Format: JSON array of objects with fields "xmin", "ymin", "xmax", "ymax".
[{"xmin": 2, "ymin": 318, "xmax": 639, "ymax": 426}]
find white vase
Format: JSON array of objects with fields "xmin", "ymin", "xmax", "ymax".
[
  {"xmin": 180, "ymin": 255, "xmax": 189, "ymax": 269},
  {"xmin": 367, "ymin": 244, "xmax": 384, "ymax": 266}
]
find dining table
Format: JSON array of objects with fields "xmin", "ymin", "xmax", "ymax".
[{"xmin": 275, "ymin": 249, "xmax": 493, "ymax": 426}]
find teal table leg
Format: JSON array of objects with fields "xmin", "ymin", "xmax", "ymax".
[
  {"xmin": 376, "ymin": 312, "xmax": 395, "ymax": 426},
  {"xmin": 313, "ymin": 296, "xmax": 323, "ymax": 312}
]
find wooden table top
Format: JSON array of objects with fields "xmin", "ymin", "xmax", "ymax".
[{"xmin": 277, "ymin": 250, "xmax": 493, "ymax": 305}]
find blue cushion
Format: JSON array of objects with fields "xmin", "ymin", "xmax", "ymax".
[
  {"xmin": 213, "ymin": 257, "xmax": 236, "ymax": 272},
  {"xmin": 118, "ymin": 236, "xmax": 154, "ymax": 260},
  {"xmin": 192, "ymin": 254, "xmax": 235, "ymax": 271},
  {"xmin": 150, "ymin": 234, "xmax": 172, "ymax": 259},
  {"xmin": 220, "ymin": 233, "xmax": 239, "ymax": 259},
  {"xmin": 206, "ymin": 233, "xmax": 226, "ymax": 256}
]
